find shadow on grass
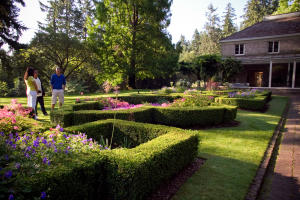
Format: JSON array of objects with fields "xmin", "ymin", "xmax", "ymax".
[{"xmin": 172, "ymin": 154, "xmax": 258, "ymax": 200}]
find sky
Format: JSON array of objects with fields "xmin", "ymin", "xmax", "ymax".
[{"xmin": 16, "ymin": 0, "xmax": 248, "ymax": 45}]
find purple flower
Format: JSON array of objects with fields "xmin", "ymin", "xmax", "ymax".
[
  {"xmin": 33, "ymin": 140, "xmax": 40, "ymax": 148},
  {"xmin": 0, "ymin": 132, "xmax": 4, "ymax": 136},
  {"xmin": 4, "ymin": 170, "xmax": 12, "ymax": 179},
  {"xmin": 8, "ymin": 194, "xmax": 14, "ymax": 200},
  {"xmin": 42, "ymin": 139, "xmax": 47, "ymax": 145},
  {"xmin": 41, "ymin": 191, "xmax": 47, "ymax": 199},
  {"xmin": 56, "ymin": 124, "xmax": 63, "ymax": 132},
  {"xmin": 24, "ymin": 153, "xmax": 30, "ymax": 158},
  {"xmin": 43, "ymin": 157, "xmax": 48, "ymax": 164},
  {"xmin": 15, "ymin": 162, "xmax": 21, "ymax": 169},
  {"xmin": 47, "ymin": 160, "xmax": 51, "ymax": 166}
]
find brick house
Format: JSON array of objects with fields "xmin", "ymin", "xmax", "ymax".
[{"xmin": 220, "ymin": 12, "xmax": 300, "ymax": 88}]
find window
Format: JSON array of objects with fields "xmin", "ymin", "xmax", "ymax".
[
  {"xmin": 268, "ymin": 41, "xmax": 279, "ymax": 53},
  {"xmin": 235, "ymin": 44, "xmax": 244, "ymax": 55}
]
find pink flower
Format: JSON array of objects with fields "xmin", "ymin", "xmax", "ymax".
[
  {"xmin": 80, "ymin": 92, "xmax": 84, "ymax": 95},
  {"xmin": 13, "ymin": 126, "xmax": 19, "ymax": 130}
]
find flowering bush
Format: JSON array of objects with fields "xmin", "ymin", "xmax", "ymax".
[
  {"xmin": 4, "ymin": 99, "xmax": 33, "ymax": 117},
  {"xmin": 0, "ymin": 125, "xmax": 108, "ymax": 200},
  {"xmin": 170, "ymin": 95, "xmax": 215, "ymax": 107},
  {"xmin": 0, "ymin": 99, "xmax": 33, "ymax": 134}
]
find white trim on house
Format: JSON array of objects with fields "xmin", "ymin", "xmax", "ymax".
[{"xmin": 220, "ymin": 33, "xmax": 300, "ymax": 43}]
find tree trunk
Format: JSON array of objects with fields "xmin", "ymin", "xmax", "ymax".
[
  {"xmin": 128, "ymin": 73, "xmax": 136, "ymax": 89},
  {"xmin": 128, "ymin": 5, "xmax": 137, "ymax": 89}
]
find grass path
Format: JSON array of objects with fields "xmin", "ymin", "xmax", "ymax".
[{"xmin": 172, "ymin": 96, "xmax": 288, "ymax": 200}]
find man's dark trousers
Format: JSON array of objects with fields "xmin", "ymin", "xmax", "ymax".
[{"xmin": 36, "ymin": 96, "xmax": 47, "ymax": 115}]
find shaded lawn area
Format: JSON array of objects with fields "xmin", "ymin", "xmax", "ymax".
[{"xmin": 172, "ymin": 96, "xmax": 288, "ymax": 200}]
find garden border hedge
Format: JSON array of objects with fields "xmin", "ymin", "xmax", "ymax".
[
  {"xmin": 51, "ymin": 105, "xmax": 237, "ymax": 128},
  {"xmin": 214, "ymin": 96, "xmax": 268, "ymax": 111},
  {"xmin": 17, "ymin": 119, "xmax": 199, "ymax": 200}
]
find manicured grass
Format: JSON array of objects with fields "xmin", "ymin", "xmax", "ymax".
[{"xmin": 172, "ymin": 96, "xmax": 288, "ymax": 200}]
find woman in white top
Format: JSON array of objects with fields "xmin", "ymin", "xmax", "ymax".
[{"xmin": 24, "ymin": 67, "xmax": 38, "ymax": 119}]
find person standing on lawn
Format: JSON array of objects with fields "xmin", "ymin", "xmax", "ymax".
[
  {"xmin": 34, "ymin": 70, "xmax": 48, "ymax": 116},
  {"xmin": 50, "ymin": 67, "xmax": 66, "ymax": 110},
  {"xmin": 24, "ymin": 67, "xmax": 38, "ymax": 119}
]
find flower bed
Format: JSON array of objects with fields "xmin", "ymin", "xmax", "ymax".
[
  {"xmin": 1, "ymin": 117, "xmax": 198, "ymax": 200},
  {"xmin": 0, "ymin": 125, "xmax": 108, "ymax": 200}
]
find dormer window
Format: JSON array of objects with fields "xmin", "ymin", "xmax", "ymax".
[
  {"xmin": 235, "ymin": 44, "xmax": 244, "ymax": 55},
  {"xmin": 268, "ymin": 41, "xmax": 279, "ymax": 53}
]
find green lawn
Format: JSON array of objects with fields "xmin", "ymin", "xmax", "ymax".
[
  {"xmin": 0, "ymin": 94, "xmax": 288, "ymax": 200},
  {"xmin": 172, "ymin": 96, "xmax": 288, "ymax": 200}
]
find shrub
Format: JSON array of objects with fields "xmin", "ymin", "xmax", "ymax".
[
  {"xmin": 65, "ymin": 119, "xmax": 180, "ymax": 147},
  {"xmin": 0, "ymin": 81, "xmax": 9, "ymax": 97},
  {"xmin": 103, "ymin": 131, "xmax": 198, "ymax": 199},
  {"xmin": 65, "ymin": 119, "xmax": 199, "ymax": 199},
  {"xmin": 0, "ymin": 126, "xmax": 108, "ymax": 200},
  {"xmin": 52, "ymin": 105, "xmax": 237, "ymax": 128},
  {"xmin": 215, "ymin": 96, "xmax": 267, "ymax": 110},
  {"xmin": 118, "ymin": 95, "xmax": 180, "ymax": 104},
  {"xmin": 152, "ymin": 106, "xmax": 228, "ymax": 127},
  {"xmin": 2, "ymin": 119, "xmax": 199, "ymax": 200}
]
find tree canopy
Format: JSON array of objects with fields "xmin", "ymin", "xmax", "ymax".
[
  {"xmin": 273, "ymin": 0, "xmax": 300, "ymax": 14},
  {"xmin": 90, "ymin": 0, "xmax": 176, "ymax": 88},
  {"xmin": 0, "ymin": 0, "xmax": 27, "ymax": 50}
]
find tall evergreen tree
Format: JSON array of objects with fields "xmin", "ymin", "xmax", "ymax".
[
  {"xmin": 0, "ymin": 0, "xmax": 27, "ymax": 49},
  {"xmin": 39, "ymin": 0, "xmax": 90, "ymax": 39},
  {"xmin": 222, "ymin": 3, "xmax": 237, "ymax": 38},
  {"xmin": 191, "ymin": 29, "xmax": 201, "ymax": 54},
  {"xmin": 202, "ymin": 4, "xmax": 222, "ymax": 55},
  {"xmin": 274, "ymin": 0, "xmax": 300, "ymax": 14},
  {"xmin": 91, "ymin": 0, "xmax": 174, "ymax": 88},
  {"xmin": 242, "ymin": 0, "xmax": 279, "ymax": 29}
]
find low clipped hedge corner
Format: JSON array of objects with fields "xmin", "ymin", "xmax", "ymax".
[
  {"xmin": 64, "ymin": 119, "xmax": 199, "ymax": 199},
  {"xmin": 50, "ymin": 101, "xmax": 103, "ymax": 127},
  {"xmin": 104, "ymin": 131, "xmax": 198, "ymax": 199},
  {"xmin": 52, "ymin": 105, "xmax": 237, "ymax": 128}
]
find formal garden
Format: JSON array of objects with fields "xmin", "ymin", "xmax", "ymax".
[{"xmin": 0, "ymin": 86, "xmax": 288, "ymax": 200}]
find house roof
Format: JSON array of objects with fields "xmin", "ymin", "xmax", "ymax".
[{"xmin": 220, "ymin": 12, "xmax": 300, "ymax": 42}]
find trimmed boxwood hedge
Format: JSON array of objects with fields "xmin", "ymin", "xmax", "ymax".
[
  {"xmin": 65, "ymin": 119, "xmax": 179, "ymax": 147},
  {"xmin": 17, "ymin": 120, "xmax": 198, "ymax": 200},
  {"xmin": 51, "ymin": 105, "xmax": 237, "ymax": 128},
  {"xmin": 117, "ymin": 94, "xmax": 181, "ymax": 104},
  {"xmin": 50, "ymin": 101, "xmax": 103, "ymax": 127},
  {"xmin": 66, "ymin": 119, "xmax": 199, "ymax": 199},
  {"xmin": 214, "ymin": 96, "xmax": 267, "ymax": 110}
]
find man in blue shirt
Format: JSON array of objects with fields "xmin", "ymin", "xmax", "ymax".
[{"xmin": 51, "ymin": 67, "xmax": 66, "ymax": 110}]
